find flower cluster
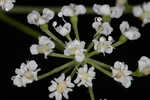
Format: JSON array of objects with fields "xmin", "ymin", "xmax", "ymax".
[{"xmin": 7, "ymin": 1, "xmax": 150, "ymax": 100}]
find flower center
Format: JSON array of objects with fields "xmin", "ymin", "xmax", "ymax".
[
  {"xmin": 38, "ymin": 44, "xmax": 50, "ymax": 54},
  {"xmin": 71, "ymin": 47, "xmax": 80, "ymax": 54},
  {"xmin": 24, "ymin": 71, "xmax": 34, "ymax": 80},
  {"xmin": 115, "ymin": 71, "xmax": 124, "ymax": 78},
  {"xmin": 97, "ymin": 41, "xmax": 111, "ymax": 51},
  {"xmin": 56, "ymin": 81, "xmax": 67, "ymax": 93},
  {"xmin": 140, "ymin": 12, "xmax": 150, "ymax": 20},
  {"xmin": 81, "ymin": 72, "xmax": 89, "ymax": 80}
]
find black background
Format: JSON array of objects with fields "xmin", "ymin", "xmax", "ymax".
[{"xmin": 4, "ymin": 0, "xmax": 150, "ymax": 100}]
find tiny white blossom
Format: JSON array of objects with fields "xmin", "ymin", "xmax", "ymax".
[
  {"xmin": 48, "ymin": 73, "xmax": 74, "ymax": 100},
  {"xmin": 30, "ymin": 36, "xmax": 55, "ymax": 59},
  {"xmin": 111, "ymin": 6, "xmax": 124, "ymax": 18},
  {"xmin": 138, "ymin": 56, "xmax": 150, "ymax": 75},
  {"xmin": 120, "ymin": 21, "xmax": 141, "ymax": 40},
  {"xmin": 92, "ymin": 21, "xmax": 113, "ymax": 36},
  {"xmin": 61, "ymin": 3, "xmax": 86, "ymax": 16},
  {"xmin": 93, "ymin": 4, "xmax": 111, "ymax": 16},
  {"xmin": 111, "ymin": 61, "xmax": 133, "ymax": 88},
  {"xmin": 132, "ymin": 2, "xmax": 150, "ymax": 26},
  {"xmin": 0, "ymin": 0, "xmax": 15, "ymax": 11},
  {"xmin": 27, "ymin": 8, "xmax": 54, "ymax": 25},
  {"xmin": 93, "ymin": 36, "xmax": 114, "ymax": 55},
  {"xmin": 53, "ymin": 22, "xmax": 71, "ymax": 36},
  {"xmin": 74, "ymin": 64, "xmax": 96, "ymax": 87},
  {"xmin": 11, "ymin": 60, "xmax": 41, "ymax": 87},
  {"xmin": 64, "ymin": 40, "xmax": 86, "ymax": 62}
]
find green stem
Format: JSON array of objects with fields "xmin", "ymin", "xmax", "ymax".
[
  {"xmin": 0, "ymin": 12, "xmax": 41, "ymax": 38},
  {"xmin": 38, "ymin": 60, "xmax": 76, "ymax": 80},
  {"xmin": 88, "ymin": 58, "xmax": 112, "ymax": 69},
  {"xmin": 88, "ymin": 51, "xmax": 99, "ymax": 57},
  {"xmin": 70, "ymin": 16, "xmax": 80, "ymax": 40},
  {"xmin": 4, "ymin": 6, "xmax": 94, "ymax": 14},
  {"xmin": 70, "ymin": 63, "xmax": 81, "ymax": 78},
  {"xmin": 87, "ymin": 58, "xmax": 112, "ymax": 77},
  {"xmin": 66, "ymin": 34, "xmax": 72, "ymax": 41},
  {"xmin": 112, "ymin": 34, "xmax": 128, "ymax": 48},
  {"xmin": 40, "ymin": 24, "xmax": 65, "ymax": 49},
  {"xmin": 86, "ymin": 32, "xmax": 101, "ymax": 52},
  {"xmin": 88, "ymin": 86, "xmax": 95, "ymax": 100},
  {"xmin": 49, "ymin": 53, "xmax": 73, "ymax": 59}
]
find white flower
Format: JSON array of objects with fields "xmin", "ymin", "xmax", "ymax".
[
  {"xmin": 120, "ymin": 21, "xmax": 141, "ymax": 40},
  {"xmin": 111, "ymin": 6, "xmax": 124, "ymax": 18},
  {"xmin": 92, "ymin": 21, "xmax": 113, "ymax": 36},
  {"xmin": 93, "ymin": 36, "xmax": 114, "ymax": 55},
  {"xmin": 138, "ymin": 56, "xmax": 150, "ymax": 75},
  {"xmin": 61, "ymin": 3, "xmax": 86, "ymax": 16},
  {"xmin": 11, "ymin": 60, "xmax": 41, "ymax": 87},
  {"xmin": 74, "ymin": 64, "xmax": 95, "ymax": 87},
  {"xmin": 27, "ymin": 8, "xmax": 54, "ymax": 25},
  {"xmin": 48, "ymin": 73, "xmax": 74, "ymax": 100},
  {"xmin": 53, "ymin": 21, "xmax": 71, "ymax": 36},
  {"xmin": 132, "ymin": 2, "xmax": 150, "ymax": 26},
  {"xmin": 111, "ymin": 61, "xmax": 133, "ymax": 88},
  {"xmin": 30, "ymin": 36, "xmax": 55, "ymax": 59},
  {"xmin": 93, "ymin": 4, "xmax": 111, "ymax": 16},
  {"xmin": 0, "ymin": 0, "xmax": 15, "ymax": 11},
  {"xmin": 64, "ymin": 40, "xmax": 86, "ymax": 62}
]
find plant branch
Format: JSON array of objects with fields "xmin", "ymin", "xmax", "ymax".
[
  {"xmin": 38, "ymin": 60, "xmax": 76, "ymax": 80},
  {"xmin": 88, "ymin": 86, "xmax": 95, "ymax": 100}
]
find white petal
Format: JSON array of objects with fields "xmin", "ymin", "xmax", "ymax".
[
  {"xmin": 61, "ymin": 5, "xmax": 74, "ymax": 16},
  {"xmin": 39, "ymin": 36, "xmax": 51, "ymax": 45},
  {"xmin": 30, "ymin": 44, "xmax": 39, "ymax": 55},
  {"xmin": 75, "ymin": 5, "xmax": 86, "ymax": 15},
  {"xmin": 27, "ymin": 10, "xmax": 40, "ymax": 25},
  {"xmin": 27, "ymin": 60, "xmax": 38, "ymax": 71},
  {"xmin": 55, "ymin": 92, "xmax": 62, "ymax": 100},
  {"xmin": 42, "ymin": 8, "xmax": 54, "ymax": 21},
  {"xmin": 75, "ymin": 53, "xmax": 85, "ymax": 62},
  {"xmin": 123, "ymin": 27, "xmax": 141, "ymax": 40},
  {"xmin": 111, "ymin": 6, "xmax": 124, "ymax": 18},
  {"xmin": 101, "ymin": 22, "xmax": 113, "ymax": 36},
  {"xmin": 83, "ymin": 64, "xmax": 88, "ymax": 72},
  {"xmin": 132, "ymin": 6, "xmax": 143, "ymax": 17},
  {"xmin": 143, "ymin": 2, "xmax": 150, "ymax": 12},
  {"xmin": 120, "ymin": 21, "xmax": 129, "ymax": 33}
]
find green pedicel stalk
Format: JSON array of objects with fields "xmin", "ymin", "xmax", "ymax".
[
  {"xmin": 88, "ymin": 86, "xmax": 95, "ymax": 100},
  {"xmin": 49, "ymin": 53, "xmax": 73, "ymax": 59},
  {"xmin": 0, "ymin": 12, "xmax": 41, "ymax": 38},
  {"xmin": 40, "ymin": 24, "xmax": 65, "ymax": 49},
  {"xmin": 70, "ymin": 16, "xmax": 80, "ymax": 40},
  {"xmin": 88, "ymin": 58, "xmax": 112, "ymax": 69},
  {"xmin": 87, "ymin": 58, "xmax": 112, "ymax": 77},
  {"xmin": 38, "ymin": 60, "xmax": 76, "ymax": 80}
]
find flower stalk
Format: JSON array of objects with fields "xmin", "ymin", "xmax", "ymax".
[
  {"xmin": 88, "ymin": 86, "xmax": 95, "ymax": 100},
  {"xmin": 40, "ymin": 24, "xmax": 65, "ymax": 49},
  {"xmin": 38, "ymin": 60, "xmax": 76, "ymax": 80},
  {"xmin": 0, "ymin": 12, "xmax": 41, "ymax": 38},
  {"xmin": 112, "ymin": 34, "xmax": 128, "ymax": 48},
  {"xmin": 70, "ymin": 16, "xmax": 80, "ymax": 40},
  {"xmin": 87, "ymin": 58, "xmax": 112, "ymax": 77}
]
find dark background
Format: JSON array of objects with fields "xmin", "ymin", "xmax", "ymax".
[{"xmin": 4, "ymin": 0, "xmax": 150, "ymax": 100}]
